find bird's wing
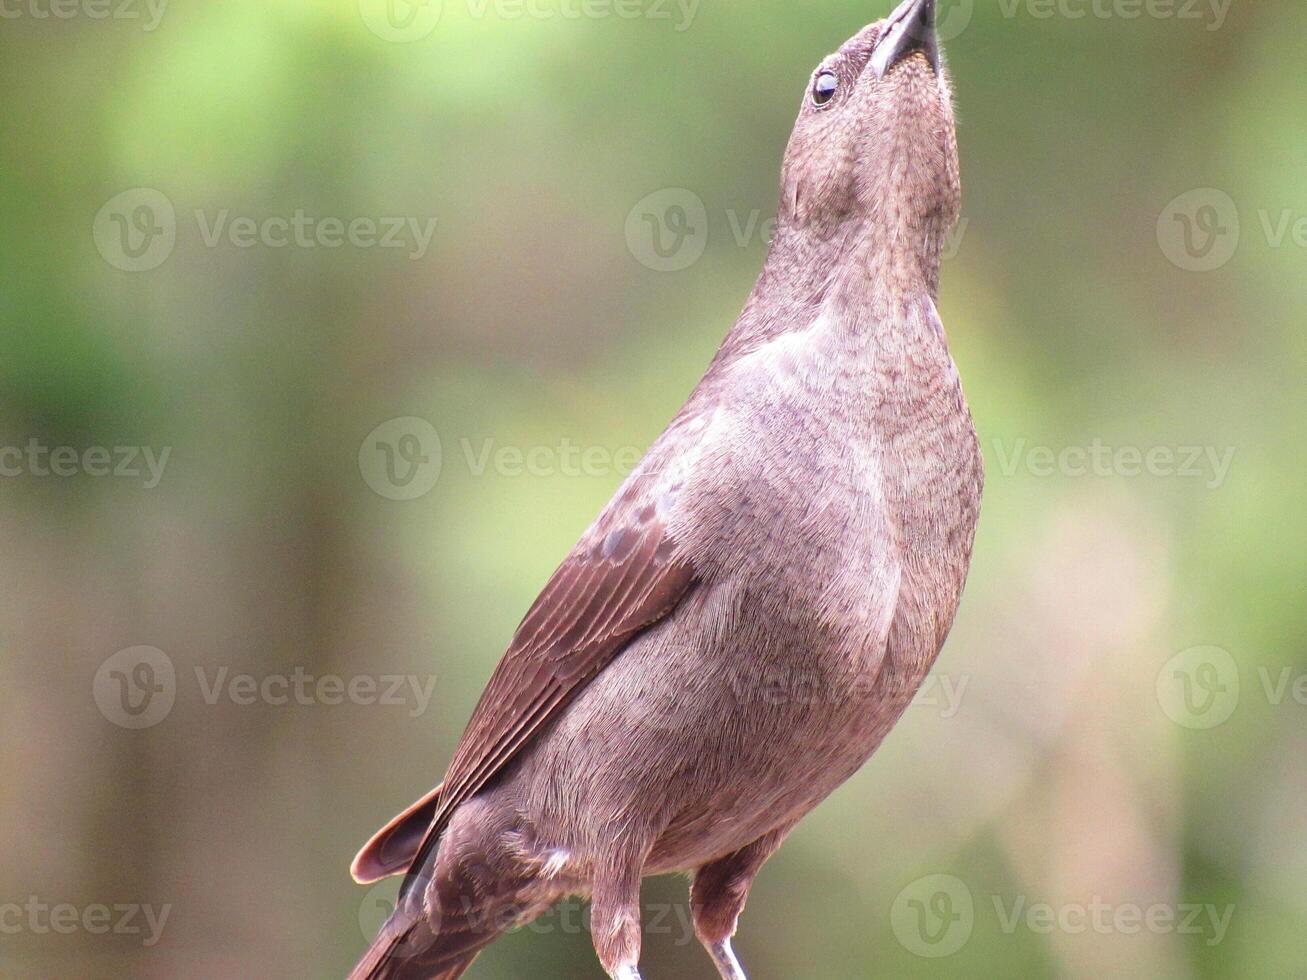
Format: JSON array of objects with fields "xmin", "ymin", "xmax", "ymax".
[{"xmin": 398, "ymin": 480, "xmax": 698, "ymax": 898}]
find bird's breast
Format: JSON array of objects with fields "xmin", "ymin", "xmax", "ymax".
[{"xmin": 672, "ymin": 300, "xmax": 982, "ymax": 704}]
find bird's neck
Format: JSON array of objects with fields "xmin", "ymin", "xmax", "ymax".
[
  {"xmin": 718, "ymin": 214, "xmax": 946, "ymax": 359},
  {"xmin": 826, "ymin": 205, "xmax": 949, "ymax": 318}
]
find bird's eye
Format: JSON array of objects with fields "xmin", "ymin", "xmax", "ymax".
[{"xmin": 812, "ymin": 71, "xmax": 839, "ymax": 107}]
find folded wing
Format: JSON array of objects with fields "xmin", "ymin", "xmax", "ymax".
[{"xmin": 398, "ymin": 494, "xmax": 698, "ymax": 899}]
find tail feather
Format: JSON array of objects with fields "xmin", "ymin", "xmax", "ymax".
[{"xmin": 349, "ymin": 900, "xmax": 492, "ymax": 980}]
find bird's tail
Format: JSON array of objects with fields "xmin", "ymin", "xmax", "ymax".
[{"xmin": 349, "ymin": 889, "xmax": 497, "ymax": 980}]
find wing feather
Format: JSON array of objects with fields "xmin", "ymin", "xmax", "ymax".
[{"xmin": 399, "ymin": 501, "xmax": 696, "ymax": 899}]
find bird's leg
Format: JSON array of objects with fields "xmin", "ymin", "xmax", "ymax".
[
  {"xmin": 591, "ymin": 864, "xmax": 646, "ymax": 980},
  {"xmin": 704, "ymin": 938, "xmax": 748, "ymax": 980},
  {"xmin": 690, "ymin": 825, "xmax": 795, "ymax": 980}
]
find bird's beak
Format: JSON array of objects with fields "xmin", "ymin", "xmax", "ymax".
[{"xmin": 869, "ymin": 0, "xmax": 939, "ymax": 79}]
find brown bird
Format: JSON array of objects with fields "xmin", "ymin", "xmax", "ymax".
[{"xmin": 350, "ymin": 1, "xmax": 981, "ymax": 976}]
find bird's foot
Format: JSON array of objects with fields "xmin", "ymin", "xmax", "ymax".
[
  {"xmin": 611, "ymin": 966, "xmax": 644, "ymax": 980},
  {"xmin": 707, "ymin": 939, "xmax": 748, "ymax": 980}
]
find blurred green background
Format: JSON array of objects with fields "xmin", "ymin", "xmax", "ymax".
[{"xmin": 2, "ymin": 0, "xmax": 1304, "ymax": 977}]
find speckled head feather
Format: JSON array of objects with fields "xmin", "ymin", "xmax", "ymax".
[{"xmin": 783, "ymin": 16, "xmax": 958, "ymax": 244}]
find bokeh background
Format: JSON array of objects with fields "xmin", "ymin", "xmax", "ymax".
[{"xmin": 2, "ymin": 0, "xmax": 1304, "ymax": 977}]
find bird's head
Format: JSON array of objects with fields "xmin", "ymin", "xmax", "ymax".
[{"xmin": 779, "ymin": 0, "xmax": 960, "ymax": 283}]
